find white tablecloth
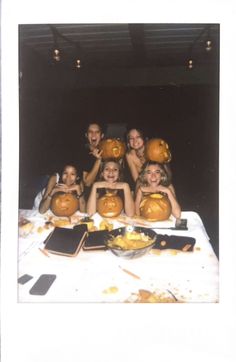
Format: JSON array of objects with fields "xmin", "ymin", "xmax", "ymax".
[{"xmin": 18, "ymin": 210, "xmax": 219, "ymax": 303}]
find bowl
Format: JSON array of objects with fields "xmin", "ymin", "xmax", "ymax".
[{"xmin": 105, "ymin": 226, "xmax": 157, "ymax": 259}]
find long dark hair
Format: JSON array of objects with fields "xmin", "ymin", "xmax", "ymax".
[{"xmin": 126, "ymin": 128, "xmax": 147, "ymax": 151}]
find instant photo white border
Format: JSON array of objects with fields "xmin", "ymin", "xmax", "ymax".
[{"xmin": 1, "ymin": 1, "xmax": 236, "ymax": 361}]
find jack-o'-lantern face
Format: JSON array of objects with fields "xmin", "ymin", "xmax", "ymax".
[
  {"xmin": 99, "ymin": 139, "xmax": 126, "ymax": 160},
  {"xmin": 50, "ymin": 192, "xmax": 79, "ymax": 217},
  {"xmin": 145, "ymin": 138, "xmax": 171, "ymax": 163},
  {"xmin": 139, "ymin": 193, "xmax": 172, "ymax": 221},
  {"xmin": 97, "ymin": 193, "xmax": 123, "ymax": 218}
]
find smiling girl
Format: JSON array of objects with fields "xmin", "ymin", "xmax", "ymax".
[
  {"xmin": 38, "ymin": 163, "xmax": 86, "ymax": 214},
  {"xmin": 86, "ymin": 159, "xmax": 135, "ymax": 217},
  {"xmin": 125, "ymin": 128, "xmax": 146, "ymax": 185},
  {"xmin": 135, "ymin": 161, "xmax": 181, "ymax": 218}
]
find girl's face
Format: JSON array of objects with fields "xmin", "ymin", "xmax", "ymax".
[
  {"xmin": 62, "ymin": 166, "xmax": 78, "ymax": 186},
  {"xmin": 144, "ymin": 164, "xmax": 162, "ymax": 186},
  {"xmin": 102, "ymin": 162, "xmax": 119, "ymax": 183},
  {"xmin": 128, "ymin": 129, "xmax": 144, "ymax": 150}
]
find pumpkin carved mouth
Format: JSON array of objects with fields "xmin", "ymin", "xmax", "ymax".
[
  {"xmin": 140, "ymin": 193, "xmax": 172, "ymax": 221},
  {"xmin": 97, "ymin": 192, "xmax": 123, "ymax": 218},
  {"xmin": 98, "ymin": 139, "xmax": 126, "ymax": 160},
  {"xmin": 50, "ymin": 192, "xmax": 79, "ymax": 217}
]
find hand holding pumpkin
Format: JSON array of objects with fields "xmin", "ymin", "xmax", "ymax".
[
  {"xmin": 90, "ymin": 147, "xmax": 103, "ymax": 159},
  {"xmin": 141, "ymin": 184, "xmax": 170, "ymax": 196}
]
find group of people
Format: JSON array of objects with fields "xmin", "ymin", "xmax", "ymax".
[{"xmin": 36, "ymin": 122, "xmax": 181, "ymax": 219}]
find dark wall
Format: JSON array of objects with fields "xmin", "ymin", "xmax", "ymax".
[{"xmin": 19, "ymin": 83, "xmax": 219, "ymax": 256}]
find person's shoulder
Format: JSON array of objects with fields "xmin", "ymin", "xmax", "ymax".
[{"xmin": 126, "ymin": 149, "xmax": 136, "ymax": 159}]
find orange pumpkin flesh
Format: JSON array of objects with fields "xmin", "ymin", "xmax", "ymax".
[
  {"xmin": 50, "ymin": 192, "xmax": 79, "ymax": 217},
  {"xmin": 97, "ymin": 192, "xmax": 123, "ymax": 218},
  {"xmin": 99, "ymin": 139, "xmax": 126, "ymax": 160},
  {"xmin": 139, "ymin": 193, "xmax": 172, "ymax": 221},
  {"xmin": 145, "ymin": 138, "xmax": 171, "ymax": 163}
]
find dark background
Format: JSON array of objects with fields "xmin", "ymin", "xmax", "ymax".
[{"xmin": 19, "ymin": 25, "xmax": 219, "ymax": 257}]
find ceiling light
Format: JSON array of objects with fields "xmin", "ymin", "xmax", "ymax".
[
  {"xmin": 205, "ymin": 40, "xmax": 212, "ymax": 52},
  {"xmin": 188, "ymin": 59, "xmax": 193, "ymax": 69},
  {"xmin": 53, "ymin": 49, "xmax": 60, "ymax": 62},
  {"xmin": 76, "ymin": 59, "xmax": 81, "ymax": 68}
]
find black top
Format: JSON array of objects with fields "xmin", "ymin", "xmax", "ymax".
[{"xmin": 79, "ymin": 144, "xmax": 101, "ymax": 201}]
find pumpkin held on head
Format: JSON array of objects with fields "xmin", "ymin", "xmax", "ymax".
[
  {"xmin": 50, "ymin": 192, "xmax": 79, "ymax": 217},
  {"xmin": 145, "ymin": 138, "xmax": 172, "ymax": 163},
  {"xmin": 139, "ymin": 193, "xmax": 172, "ymax": 221},
  {"xmin": 99, "ymin": 138, "xmax": 126, "ymax": 160},
  {"xmin": 97, "ymin": 192, "xmax": 123, "ymax": 218}
]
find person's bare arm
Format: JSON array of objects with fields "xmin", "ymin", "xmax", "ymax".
[
  {"xmin": 83, "ymin": 158, "xmax": 102, "ymax": 187},
  {"xmin": 121, "ymin": 182, "xmax": 135, "ymax": 217},
  {"xmin": 66, "ymin": 182, "xmax": 86, "ymax": 213},
  {"xmin": 134, "ymin": 187, "xmax": 143, "ymax": 216},
  {"xmin": 109, "ymin": 182, "xmax": 135, "ymax": 217},
  {"xmin": 38, "ymin": 174, "xmax": 58, "ymax": 214},
  {"xmin": 155, "ymin": 185, "xmax": 181, "ymax": 219},
  {"xmin": 86, "ymin": 182, "xmax": 103, "ymax": 216},
  {"xmin": 83, "ymin": 149, "xmax": 103, "ymax": 187}
]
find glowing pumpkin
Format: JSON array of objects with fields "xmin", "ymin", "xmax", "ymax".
[
  {"xmin": 97, "ymin": 192, "xmax": 123, "ymax": 218},
  {"xmin": 145, "ymin": 138, "xmax": 172, "ymax": 163},
  {"xmin": 139, "ymin": 193, "xmax": 172, "ymax": 221},
  {"xmin": 50, "ymin": 192, "xmax": 79, "ymax": 217},
  {"xmin": 99, "ymin": 138, "xmax": 126, "ymax": 160}
]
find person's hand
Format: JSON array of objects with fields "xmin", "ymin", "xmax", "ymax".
[
  {"xmin": 154, "ymin": 185, "xmax": 169, "ymax": 194},
  {"xmin": 93, "ymin": 181, "xmax": 110, "ymax": 189},
  {"xmin": 51, "ymin": 183, "xmax": 69, "ymax": 195},
  {"xmin": 90, "ymin": 147, "xmax": 103, "ymax": 159},
  {"xmin": 65, "ymin": 184, "xmax": 82, "ymax": 195},
  {"xmin": 140, "ymin": 185, "xmax": 168, "ymax": 195},
  {"xmin": 108, "ymin": 182, "xmax": 128, "ymax": 190}
]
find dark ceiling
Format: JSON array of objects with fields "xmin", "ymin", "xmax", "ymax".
[{"xmin": 19, "ymin": 23, "xmax": 220, "ymax": 87}]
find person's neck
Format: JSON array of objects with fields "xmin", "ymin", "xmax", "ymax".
[
  {"xmin": 89, "ymin": 143, "xmax": 97, "ymax": 151},
  {"xmin": 135, "ymin": 146, "xmax": 145, "ymax": 159}
]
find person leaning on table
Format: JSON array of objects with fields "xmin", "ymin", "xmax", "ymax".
[
  {"xmin": 37, "ymin": 162, "xmax": 86, "ymax": 214},
  {"xmin": 135, "ymin": 160, "xmax": 181, "ymax": 219},
  {"xmin": 86, "ymin": 158, "xmax": 135, "ymax": 217}
]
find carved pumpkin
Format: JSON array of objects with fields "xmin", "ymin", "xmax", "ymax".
[
  {"xmin": 99, "ymin": 138, "xmax": 126, "ymax": 160},
  {"xmin": 139, "ymin": 193, "xmax": 172, "ymax": 221},
  {"xmin": 97, "ymin": 192, "xmax": 123, "ymax": 218},
  {"xmin": 50, "ymin": 192, "xmax": 79, "ymax": 217},
  {"xmin": 145, "ymin": 138, "xmax": 172, "ymax": 163}
]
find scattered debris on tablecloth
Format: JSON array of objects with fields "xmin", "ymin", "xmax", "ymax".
[{"xmin": 125, "ymin": 289, "xmax": 182, "ymax": 303}]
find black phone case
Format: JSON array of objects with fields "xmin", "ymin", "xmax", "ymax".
[
  {"xmin": 29, "ymin": 274, "xmax": 56, "ymax": 295},
  {"xmin": 153, "ymin": 234, "xmax": 196, "ymax": 251},
  {"xmin": 82, "ymin": 230, "xmax": 109, "ymax": 250}
]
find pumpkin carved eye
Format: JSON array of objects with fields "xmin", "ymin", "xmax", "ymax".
[{"xmin": 50, "ymin": 192, "xmax": 79, "ymax": 217}]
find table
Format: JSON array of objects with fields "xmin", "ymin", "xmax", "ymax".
[{"xmin": 18, "ymin": 209, "xmax": 219, "ymax": 303}]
